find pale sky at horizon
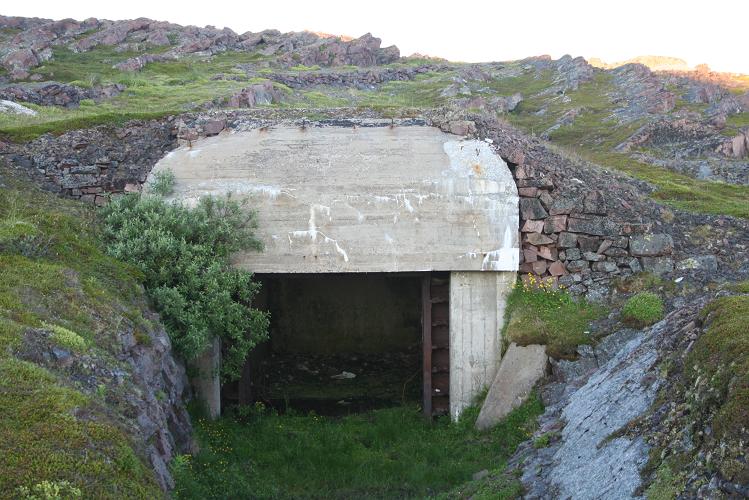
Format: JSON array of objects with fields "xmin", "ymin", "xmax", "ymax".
[{"xmin": 5, "ymin": 0, "xmax": 747, "ymax": 74}]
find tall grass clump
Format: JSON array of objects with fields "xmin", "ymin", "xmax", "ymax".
[{"xmin": 503, "ymin": 275, "xmax": 605, "ymax": 359}]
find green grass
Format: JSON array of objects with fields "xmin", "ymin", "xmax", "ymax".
[
  {"xmin": 31, "ymin": 46, "xmax": 144, "ymax": 83},
  {"xmin": 289, "ymin": 64, "xmax": 321, "ymax": 71},
  {"xmin": 0, "ymin": 109, "xmax": 173, "ymax": 142},
  {"xmin": 613, "ymin": 272, "xmax": 672, "ymax": 295},
  {"xmin": 0, "ymin": 170, "xmax": 162, "ymax": 497},
  {"xmin": 502, "ymin": 278, "xmax": 605, "ymax": 359},
  {"xmin": 485, "ymin": 69, "xmax": 556, "ymax": 97},
  {"xmin": 0, "ymin": 48, "xmax": 272, "ymax": 142},
  {"xmin": 725, "ymin": 111, "xmax": 749, "ymax": 131},
  {"xmin": 645, "ymin": 462, "xmax": 686, "ymax": 499},
  {"xmin": 728, "ymin": 280, "xmax": 749, "ymax": 293},
  {"xmin": 354, "ymin": 72, "xmax": 454, "ymax": 109},
  {"xmin": 621, "ymin": 292, "xmax": 664, "ymax": 328},
  {"xmin": 589, "ymin": 151, "xmax": 749, "ymax": 219},
  {"xmin": 173, "ymin": 396, "xmax": 543, "ymax": 499}
]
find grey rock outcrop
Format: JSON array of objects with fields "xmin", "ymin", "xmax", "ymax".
[
  {"xmin": 17, "ymin": 296, "xmax": 193, "ymax": 491},
  {"xmin": 0, "ymin": 82, "xmax": 125, "ymax": 107},
  {"xmin": 514, "ymin": 318, "xmax": 678, "ymax": 498},
  {"xmin": 0, "ymin": 99, "xmax": 36, "ymax": 115}
]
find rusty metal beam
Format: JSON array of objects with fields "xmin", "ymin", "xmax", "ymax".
[{"xmin": 422, "ymin": 273, "xmax": 432, "ymax": 418}]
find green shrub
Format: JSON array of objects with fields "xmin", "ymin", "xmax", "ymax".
[
  {"xmin": 621, "ymin": 292, "xmax": 664, "ymax": 327},
  {"xmin": 99, "ymin": 185, "xmax": 269, "ymax": 380},
  {"xmin": 16, "ymin": 480, "xmax": 82, "ymax": 499},
  {"xmin": 146, "ymin": 169, "xmax": 175, "ymax": 196},
  {"xmin": 42, "ymin": 322, "xmax": 87, "ymax": 351}
]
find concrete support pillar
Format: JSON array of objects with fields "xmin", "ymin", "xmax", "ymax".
[
  {"xmin": 449, "ymin": 271, "xmax": 516, "ymax": 420},
  {"xmin": 191, "ymin": 336, "xmax": 221, "ymax": 419}
]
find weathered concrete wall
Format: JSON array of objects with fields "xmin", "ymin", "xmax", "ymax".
[
  {"xmin": 151, "ymin": 124, "xmax": 519, "ymax": 273},
  {"xmin": 259, "ymin": 273, "xmax": 421, "ymax": 355},
  {"xmin": 449, "ymin": 270, "xmax": 515, "ymax": 420}
]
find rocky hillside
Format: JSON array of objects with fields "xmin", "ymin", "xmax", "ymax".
[
  {"xmin": 0, "ymin": 15, "xmax": 398, "ymax": 80},
  {"xmin": 0, "ymin": 169, "xmax": 192, "ymax": 496},
  {"xmin": 1, "ymin": 15, "xmax": 747, "ymax": 216},
  {"xmin": 1, "ymin": 13, "xmax": 748, "ymax": 499}
]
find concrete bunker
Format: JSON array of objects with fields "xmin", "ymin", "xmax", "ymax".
[{"xmin": 151, "ymin": 121, "xmax": 519, "ymax": 420}]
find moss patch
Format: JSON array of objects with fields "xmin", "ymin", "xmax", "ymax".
[
  {"xmin": 621, "ymin": 292, "xmax": 664, "ymax": 328},
  {"xmin": 687, "ymin": 295, "xmax": 749, "ymax": 483},
  {"xmin": 42, "ymin": 322, "xmax": 88, "ymax": 352},
  {"xmin": 0, "ymin": 170, "xmax": 161, "ymax": 497}
]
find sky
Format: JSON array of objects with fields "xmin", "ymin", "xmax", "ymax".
[{"xmin": 5, "ymin": 0, "xmax": 747, "ymax": 74}]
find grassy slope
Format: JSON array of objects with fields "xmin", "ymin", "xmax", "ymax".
[
  {"xmin": 0, "ymin": 171, "xmax": 162, "ymax": 498},
  {"xmin": 689, "ymin": 294, "xmax": 749, "ymax": 483},
  {"xmin": 0, "ymin": 47, "xmax": 270, "ymax": 141},
  {"xmin": 644, "ymin": 290, "xmax": 749, "ymax": 496},
  {"xmin": 505, "ymin": 73, "xmax": 749, "ymax": 219},
  {"xmin": 173, "ymin": 397, "xmax": 542, "ymax": 499}
]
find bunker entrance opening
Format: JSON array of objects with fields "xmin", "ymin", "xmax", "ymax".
[{"xmin": 222, "ymin": 273, "xmax": 438, "ymax": 416}]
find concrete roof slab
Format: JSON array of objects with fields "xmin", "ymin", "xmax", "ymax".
[{"xmin": 151, "ymin": 124, "xmax": 519, "ymax": 273}]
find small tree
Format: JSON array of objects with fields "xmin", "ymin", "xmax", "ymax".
[{"xmin": 99, "ymin": 172, "xmax": 269, "ymax": 380}]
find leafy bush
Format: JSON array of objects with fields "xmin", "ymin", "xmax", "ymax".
[
  {"xmin": 99, "ymin": 183, "xmax": 269, "ymax": 380},
  {"xmin": 621, "ymin": 292, "xmax": 664, "ymax": 327}
]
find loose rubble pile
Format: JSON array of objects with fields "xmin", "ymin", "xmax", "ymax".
[
  {"xmin": 3, "ymin": 118, "xmax": 177, "ymax": 205},
  {"xmin": 258, "ymin": 64, "xmax": 441, "ymax": 89}
]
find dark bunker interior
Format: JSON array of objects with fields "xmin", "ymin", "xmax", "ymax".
[{"xmin": 222, "ymin": 273, "xmax": 424, "ymax": 415}]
